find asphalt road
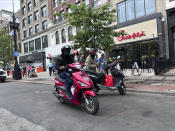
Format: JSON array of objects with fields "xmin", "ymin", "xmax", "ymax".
[{"xmin": 0, "ymin": 82, "xmax": 175, "ymax": 131}]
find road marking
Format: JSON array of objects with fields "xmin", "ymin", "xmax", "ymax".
[{"xmin": 0, "ymin": 108, "xmax": 47, "ymax": 131}]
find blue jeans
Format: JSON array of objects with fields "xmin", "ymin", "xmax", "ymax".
[{"xmin": 59, "ymin": 71, "xmax": 71, "ymax": 92}]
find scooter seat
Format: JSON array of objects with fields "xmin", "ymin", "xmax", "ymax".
[{"xmin": 96, "ymin": 72, "xmax": 105, "ymax": 77}]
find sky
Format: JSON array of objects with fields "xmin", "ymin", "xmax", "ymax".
[{"xmin": 0, "ymin": 0, "xmax": 20, "ymax": 13}]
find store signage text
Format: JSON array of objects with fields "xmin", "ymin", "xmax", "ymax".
[{"xmin": 117, "ymin": 30, "xmax": 146, "ymax": 41}]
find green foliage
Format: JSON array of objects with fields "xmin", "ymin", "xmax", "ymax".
[
  {"xmin": 55, "ymin": 2, "xmax": 121, "ymax": 53},
  {"xmin": 0, "ymin": 29, "xmax": 13, "ymax": 68}
]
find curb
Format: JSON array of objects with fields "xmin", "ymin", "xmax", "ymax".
[{"xmin": 7, "ymin": 80, "xmax": 175, "ymax": 95}]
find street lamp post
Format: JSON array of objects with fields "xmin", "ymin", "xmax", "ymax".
[{"xmin": 8, "ymin": 0, "xmax": 22, "ymax": 80}]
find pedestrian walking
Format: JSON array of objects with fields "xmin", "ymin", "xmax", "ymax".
[
  {"xmin": 22, "ymin": 66, "xmax": 27, "ymax": 77},
  {"xmin": 27, "ymin": 65, "xmax": 32, "ymax": 77},
  {"xmin": 7, "ymin": 67, "xmax": 10, "ymax": 76},
  {"xmin": 47, "ymin": 62, "xmax": 53, "ymax": 76}
]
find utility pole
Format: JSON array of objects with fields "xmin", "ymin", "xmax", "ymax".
[{"xmin": 9, "ymin": 0, "xmax": 22, "ymax": 80}]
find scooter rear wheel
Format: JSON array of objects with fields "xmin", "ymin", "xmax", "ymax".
[
  {"xmin": 83, "ymin": 96, "xmax": 99, "ymax": 115},
  {"xmin": 58, "ymin": 96, "xmax": 66, "ymax": 104},
  {"xmin": 118, "ymin": 83, "xmax": 126, "ymax": 95}
]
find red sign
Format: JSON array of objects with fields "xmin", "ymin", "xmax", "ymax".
[{"xmin": 117, "ymin": 30, "xmax": 146, "ymax": 41}]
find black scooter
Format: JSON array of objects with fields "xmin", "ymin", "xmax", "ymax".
[{"xmin": 85, "ymin": 67, "xmax": 126, "ymax": 95}]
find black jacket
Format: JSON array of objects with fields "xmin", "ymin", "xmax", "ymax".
[{"xmin": 55, "ymin": 54, "xmax": 74, "ymax": 72}]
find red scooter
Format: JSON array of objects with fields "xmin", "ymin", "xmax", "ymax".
[{"xmin": 53, "ymin": 63, "xmax": 99, "ymax": 115}]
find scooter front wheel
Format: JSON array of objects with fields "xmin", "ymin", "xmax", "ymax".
[{"xmin": 83, "ymin": 96, "xmax": 99, "ymax": 115}]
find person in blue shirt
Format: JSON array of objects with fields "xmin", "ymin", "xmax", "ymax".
[
  {"xmin": 98, "ymin": 53, "xmax": 106, "ymax": 73},
  {"xmin": 47, "ymin": 62, "xmax": 53, "ymax": 76}
]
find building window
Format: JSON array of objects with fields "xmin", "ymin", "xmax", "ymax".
[
  {"xmin": 21, "ymin": 0, "xmax": 26, "ymax": 3},
  {"xmin": 55, "ymin": 31, "xmax": 60, "ymax": 44},
  {"xmin": 42, "ymin": 35, "xmax": 48, "ymax": 48},
  {"xmin": 28, "ymin": 2, "xmax": 32, "ymax": 11},
  {"xmin": 135, "ymin": 0, "xmax": 145, "ymax": 18},
  {"xmin": 54, "ymin": 14, "xmax": 59, "ymax": 23},
  {"xmin": 18, "ymin": 43, "xmax": 22, "ymax": 53},
  {"xmin": 29, "ymin": 27, "xmax": 33, "ymax": 36},
  {"xmin": 41, "ymin": 6, "xmax": 47, "ymax": 17},
  {"xmin": 35, "ymin": 24, "xmax": 39, "ymax": 33},
  {"xmin": 117, "ymin": 2, "xmax": 126, "ymax": 23},
  {"xmin": 67, "ymin": 8, "xmax": 72, "ymax": 13},
  {"xmin": 53, "ymin": 0, "xmax": 58, "ymax": 7},
  {"xmin": 22, "ymin": 7, "xmax": 26, "ymax": 15},
  {"xmin": 126, "ymin": 0, "xmax": 135, "ymax": 21},
  {"xmin": 93, "ymin": 0, "xmax": 98, "ymax": 7},
  {"xmin": 35, "ymin": 38, "xmax": 41, "ymax": 50},
  {"xmin": 34, "ymin": 0, "xmax": 38, "ymax": 7},
  {"xmin": 76, "ymin": 2, "xmax": 80, "ymax": 6},
  {"xmin": 29, "ymin": 40, "xmax": 34, "ymax": 52},
  {"xmin": 117, "ymin": 0, "xmax": 156, "ymax": 23},
  {"xmin": 145, "ymin": 0, "xmax": 156, "ymax": 15},
  {"xmin": 24, "ymin": 42, "xmax": 28, "ymax": 53},
  {"xmin": 42, "ymin": 20, "xmax": 47, "ymax": 30},
  {"xmin": 34, "ymin": 11, "xmax": 39, "ymax": 21},
  {"xmin": 85, "ymin": 0, "xmax": 89, "ymax": 6},
  {"xmin": 28, "ymin": 15, "xmax": 32, "ymax": 24},
  {"xmin": 68, "ymin": 26, "xmax": 73, "ymax": 41},
  {"xmin": 23, "ymin": 30, "xmax": 27, "ymax": 38},
  {"xmin": 61, "ymin": 10, "xmax": 65, "ymax": 21},
  {"xmin": 76, "ymin": 26, "xmax": 81, "ymax": 33},
  {"xmin": 23, "ymin": 18, "xmax": 26, "ymax": 27},
  {"xmin": 61, "ymin": 29, "xmax": 66, "ymax": 43}
]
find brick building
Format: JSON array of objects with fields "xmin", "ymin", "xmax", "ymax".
[{"xmin": 19, "ymin": 0, "xmax": 108, "ymax": 71}]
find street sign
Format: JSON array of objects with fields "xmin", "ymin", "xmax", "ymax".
[{"xmin": 14, "ymin": 51, "xmax": 19, "ymax": 57}]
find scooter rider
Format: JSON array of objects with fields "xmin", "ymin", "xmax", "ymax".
[
  {"xmin": 85, "ymin": 48, "xmax": 98, "ymax": 72},
  {"xmin": 55, "ymin": 45, "xmax": 74, "ymax": 98}
]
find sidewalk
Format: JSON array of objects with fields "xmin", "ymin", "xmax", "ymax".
[{"xmin": 6, "ymin": 71, "xmax": 175, "ymax": 94}]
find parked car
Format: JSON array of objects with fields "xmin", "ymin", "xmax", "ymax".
[{"xmin": 0, "ymin": 69, "xmax": 6, "ymax": 82}]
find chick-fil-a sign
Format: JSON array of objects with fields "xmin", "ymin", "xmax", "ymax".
[{"xmin": 117, "ymin": 30, "xmax": 146, "ymax": 41}]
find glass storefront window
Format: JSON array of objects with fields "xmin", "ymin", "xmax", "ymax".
[
  {"xmin": 42, "ymin": 35, "xmax": 48, "ymax": 48},
  {"xmin": 135, "ymin": 0, "xmax": 145, "ymax": 18},
  {"xmin": 111, "ymin": 40, "xmax": 157, "ymax": 69},
  {"xmin": 145, "ymin": 0, "xmax": 156, "ymax": 15},
  {"xmin": 29, "ymin": 40, "xmax": 34, "ymax": 52},
  {"xmin": 118, "ymin": 2, "xmax": 126, "ymax": 23},
  {"xmin": 35, "ymin": 38, "xmax": 41, "ymax": 50},
  {"xmin": 126, "ymin": 0, "xmax": 135, "ymax": 21},
  {"xmin": 24, "ymin": 42, "xmax": 28, "ymax": 53}
]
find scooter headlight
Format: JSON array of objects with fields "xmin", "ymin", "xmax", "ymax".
[{"xmin": 78, "ymin": 81, "xmax": 88, "ymax": 87}]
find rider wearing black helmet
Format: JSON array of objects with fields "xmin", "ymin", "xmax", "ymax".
[{"xmin": 55, "ymin": 45, "xmax": 74, "ymax": 98}]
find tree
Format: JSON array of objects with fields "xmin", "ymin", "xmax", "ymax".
[
  {"xmin": 0, "ymin": 29, "xmax": 13, "ymax": 68},
  {"xmin": 56, "ymin": 2, "xmax": 121, "ymax": 53}
]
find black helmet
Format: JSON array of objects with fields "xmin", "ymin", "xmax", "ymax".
[{"xmin": 61, "ymin": 45, "xmax": 71, "ymax": 56}]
